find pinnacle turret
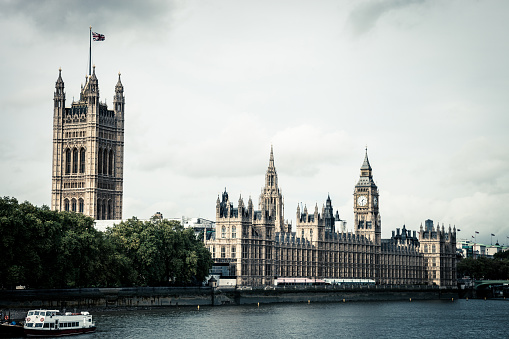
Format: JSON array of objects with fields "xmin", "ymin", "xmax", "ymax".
[
  {"xmin": 361, "ymin": 147, "xmax": 372, "ymax": 171},
  {"xmin": 56, "ymin": 68, "xmax": 64, "ymax": 86},
  {"xmin": 115, "ymin": 72, "xmax": 123, "ymax": 92}
]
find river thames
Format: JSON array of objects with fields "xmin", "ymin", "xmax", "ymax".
[{"xmin": 86, "ymin": 299, "xmax": 508, "ymax": 338}]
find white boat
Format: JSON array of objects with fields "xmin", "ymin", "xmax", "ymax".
[{"xmin": 23, "ymin": 309, "xmax": 96, "ymax": 337}]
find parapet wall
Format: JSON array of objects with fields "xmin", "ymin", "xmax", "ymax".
[{"xmin": 0, "ymin": 286, "xmax": 458, "ymax": 312}]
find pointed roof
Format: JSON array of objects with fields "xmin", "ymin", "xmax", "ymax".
[
  {"xmin": 269, "ymin": 144, "xmax": 274, "ymax": 168},
  {"xmin": 90, "ymin": 65, "xmax": 97, "ymax": 80},
  {"xmin": 115, "ymin": 71, "xmax": 123, "ymax": 91},
  {"xmin": 361, "ymin": 147, "xmax": 372, "ymax": 170},
  {"xmin": 56, "ymin": 68, "xmax": 64, "ymax": 85}
]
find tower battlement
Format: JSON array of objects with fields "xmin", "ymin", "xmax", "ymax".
[{"xmin": 51, "ymin": 66, "xmax": 124, "ymax": 220}]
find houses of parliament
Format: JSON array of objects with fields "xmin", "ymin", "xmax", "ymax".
[
  {"xmin": 205, "ymin": 147, "xmax": 457, "ymax": 287},
  {"xmin": 50, "ymin": 65, "xmax": 456, "ymax": 287},
  {"xmin": 51, "ymin": 66, "xmax": 124, "ymax": 220}
]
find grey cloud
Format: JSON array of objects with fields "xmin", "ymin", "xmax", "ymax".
[
  {"xmin": 347, "ymin": 0, "xmax": 426, "ymax": 35},
  {"xmin": 0, "ymin": 0, "xmax": 177, "ymax": 37}
]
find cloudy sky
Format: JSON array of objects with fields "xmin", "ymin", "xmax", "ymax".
[{"xmin": 1, "ymin": 0, "xmax": 508, "ymax": 245}]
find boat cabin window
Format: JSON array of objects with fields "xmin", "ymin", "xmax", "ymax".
[
  {"xmin": 34, "ymin": 311, "xmax": 40, "ymax": 316},
  {"xmin": 28, "ymin": 311, "xmax": 34, "ymax": 316},
  {"xmin": 26, "ymin": 323, "xmax": 34, "ymax": 328},
  {"xmin": 44, "ymin": 323, "xmax": 50, "ymax": 328},
  {"xmin": 35, "ymin": 323, "xmax": 43, "ymax": 328},
  {"xmin": 50, "ymin": 323, "xmax": 55, "ymax": 328}
]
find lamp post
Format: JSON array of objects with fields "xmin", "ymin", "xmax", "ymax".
[{"xmin": 474, "ymin": 231, "xmax": 479, "ymax": 258}]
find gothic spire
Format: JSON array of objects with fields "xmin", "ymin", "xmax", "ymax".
[
  {"xmin": 115, "ymin": 71, "xmax": 123, "ymax": 92},
  {"xmin": 269, "ymin": 144, "xmax": 274, "ymax": 168},
  {"xmin": 54, "ymin": 68, "xmax": 65, "ymax": 104},
  {"xmin": 56, "ymin": 67, "xmax": 64, "ymax": 85},
  {"xmin": 90, "ymin": 64, "xmax": 97, "ymax": 80},
  {"xmin": 361, "ymin": 147, "xmax": 372, "ymax": 170}
]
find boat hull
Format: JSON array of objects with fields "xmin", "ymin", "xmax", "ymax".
[
  {"xmin": 0, "ymin": 322, "xmax": 25, "ymax": 338},
  {"xmin": 24, "ymin": 326, "xmax": 96, "ymax": 337}
]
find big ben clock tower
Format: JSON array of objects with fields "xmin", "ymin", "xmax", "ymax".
[{"xmin": 353, "ymin": 149, "xmax": 381, "ymax": 246}]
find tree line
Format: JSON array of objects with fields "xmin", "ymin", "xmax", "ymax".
[
  {"xmin": 0, "ymin": 197, "xmax": 212, "ymax": 289},
  {"xmin": 456, "ymin": 251, "xmax": 509, "ymax": 280}
]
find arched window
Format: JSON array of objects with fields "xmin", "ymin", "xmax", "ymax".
[
  {"xmin": 432, "ymin": 244, "xmax": 436, "ymax": 253},
  {"xmin": 80, "ymin": 148, "xmax": 86, "ymax": 173},
  {"xmin": 78, "ymin": 198, "xmax": 84, "ymax": 213},
  {"xmin": 107, "ymin": 200, "xmax": 112, "ymax": 219},
  {"xmin": 97, "ymin": 199, "xmax": 102, "ymax": 220},
  {"xmin": 424, "ymin": 244, "xmax": 428, "ymax": 253},
  {"xmin": 102, "ymin": 199, "xmax": 106, "ymax": 220},
  {"xmin": 108, "ymin": 150, "xmax": 114, "ymax": 176},
  {"xmin": 103, "ymin": 149, "xmax": 108, "ymax": 175},
  {"xmin": 64, "ymin": 199, "xmax": 69, "ymax": 212},
  {"xmin": 71, "ymin": 198, "xmax": 77, "ymax": 212},
  {"xmin": 232, "ymin": 226, "xmax": 236, "ymax": 239},
  {"xmin": 72, "ymin": 148, "xmax": 78, "ymax": 173},
  {"xmin": 221, "ymin": 226, "xmax": 226, "ymax": 238},
  {"xmin": 65, "ymin": 149, "xmax": 71, "ymax": 174},
  {"xmin": 98, "ymin": 148, "xmax": 103, "ymax": 174}
]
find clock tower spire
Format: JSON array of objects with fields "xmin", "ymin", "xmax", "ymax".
[{"xmin": 353, "ymin": 148, "xmax": 381, "ymax": 245}]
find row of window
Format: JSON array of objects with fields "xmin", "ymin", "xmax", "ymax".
[
  {"xmin": 423, "ymin": 244, "xmax": 437, "ymax": 253},
  {"xmin": 26, "ymin": 322, "xmax": 80, "ymax": 329},
  {"xmin": 64, "ymin": 198, "xmax": 84, "ymax": 213},
  {"xmin": 211, "ymin": 246, "xmax": 237, "ymax": 259},
  {"xmin": 97, "ymin": 198, "xmax": 114, "ymax": 220},
  {"xmin": 63, "ymin": 182, "xmax": 85, "ymax": 189},
  {"xmin": 65, "ymin": 148, "xmax": 85, "ymax": 174},
  {"xmin": 97, "ymin": 148, "xmax": 114, "ymax": 176},
  {"xmin": 65, "ymin": 131, "xmax": 86, "ymax": 138},
  {"xmin": 64, "ymin": 198, "xmax": 114, "ymax": 219},
  {"xmin": 99, "ymin": 131, "xmax": 115, "ymax": 140},
  {"xmin": 221, "ymin": 226, "xmax": 236, "ymax": 238},
  {"xmin": 64, "ymin": 147, "xmax": 115, "ymax": 176}
]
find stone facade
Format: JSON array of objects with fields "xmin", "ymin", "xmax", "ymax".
[
  {"xmin": 419, "ymin": 219, "xmax": 457, "ymax": 286},
  {"xmin": 51, "ymin": 66, "xmax": 124, "ymax": 220},
  {"xmin": 205, "ymin": 148, "xmax": 457, "ymax": 287}
]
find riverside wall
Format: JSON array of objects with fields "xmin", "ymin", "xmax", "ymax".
[{"xmin": 0, "ymin": 286, "xmax": 457, "ymax": 312}]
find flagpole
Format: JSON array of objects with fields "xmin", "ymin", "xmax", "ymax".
[{"xmin": 89, "ymin": 26, "xmax": 92, "ymax": 76}]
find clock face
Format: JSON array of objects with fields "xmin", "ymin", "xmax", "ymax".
[
  {"xmin": 373, "ymin": 197, "xmax": 378, "ymax": 206},
  {"xmin": 357, "ymin": 195, "xmax": 367, "ymax": 207}
]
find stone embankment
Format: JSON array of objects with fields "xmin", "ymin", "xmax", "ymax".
[{"xmin": 0, "ymin": 285, "xmax": 457, "ymax": 314}]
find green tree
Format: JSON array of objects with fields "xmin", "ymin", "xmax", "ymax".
[
  {"xmin": 1, "ymin": 197, "xmax": 212, "ymax": 288},
  {"xmin": 107, "ymin": 218, "xmax": 212, "ymax": 286},
  {"xmin": 457, "ymin": 256, "xmax": 509, "ymax": 280}
]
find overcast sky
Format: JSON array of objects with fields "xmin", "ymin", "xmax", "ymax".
[{"xmin": 1, "ymin": 0, "xmax": 508, "ymax": 245}]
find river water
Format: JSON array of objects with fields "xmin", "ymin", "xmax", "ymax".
[{"xmin": 85, "ymin": 299, "xmax": 508, "ymax": 338}]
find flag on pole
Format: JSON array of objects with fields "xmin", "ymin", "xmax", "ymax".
[
  {"xmin": 92, "ymin": 32, "xmax": 105, "ymax": 41},
  {"xmin": 457, "ymin": 229, "xmax": 461, "ymax": 232},
  {"xmin": 475, "ymin": 231, "xmax": 479, "ymax": 234},
  {"xmin": 471, "ymin": 236, "xmax": 474, "ymax": 238},
  {"xmin": 491, "ymin": 233, "xmax": 495, "ymax": 236}
]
